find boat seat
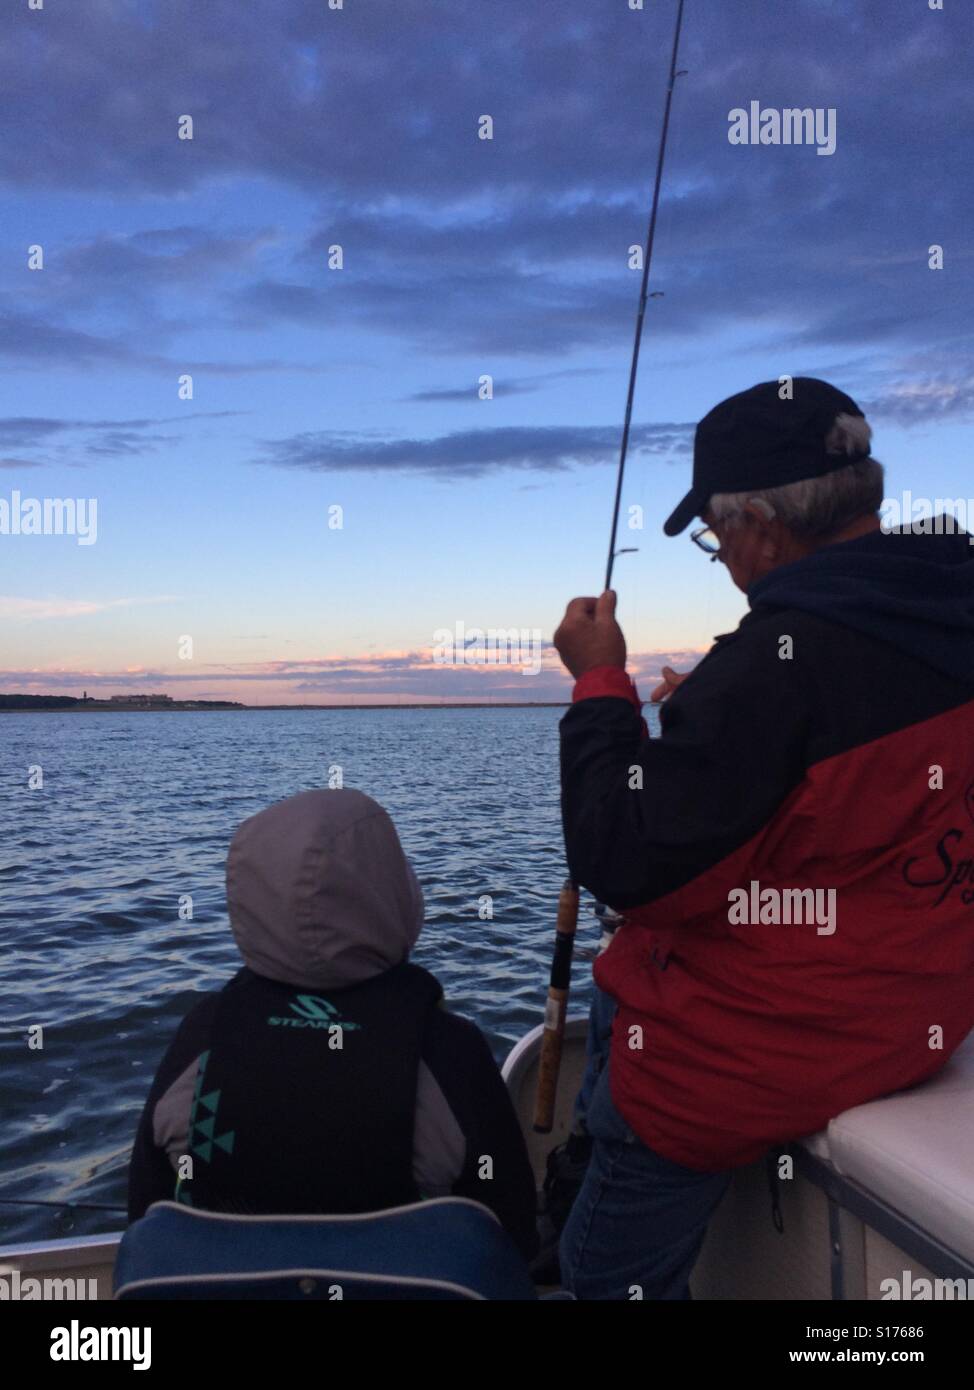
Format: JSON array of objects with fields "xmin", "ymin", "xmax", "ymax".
[
  {"xmin": 798, "ymin": 1030, "xmax": 974, "ymax": 1264},
  {"xmin": 114, "ymin": 1197, "xmax": 538, "ymax": 1300}
]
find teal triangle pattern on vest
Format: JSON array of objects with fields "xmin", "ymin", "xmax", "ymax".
[
  {"xmin": 213, "ymin": 1130, "xmax": 235, "ymax": 1155},
  {"xmin": 185, "ymin": 1053, "xmax": 236, "ymax": 1167}
]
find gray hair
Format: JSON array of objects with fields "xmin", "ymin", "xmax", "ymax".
[{"xmin": 709, "ymin": 414, "xmax": 884, "ymax": 540}]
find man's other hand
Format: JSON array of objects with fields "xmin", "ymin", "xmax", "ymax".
[
  {"xmin": 650, "ymin": 666, "xmax": 690, "ymax": 703},
  {"xmin": 554, "ymin": 590, "xmax": 627, "ymax": 679}
]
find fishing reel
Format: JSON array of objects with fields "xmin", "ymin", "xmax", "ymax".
[{"xmin": 593, "ymin": 901, "xmax": 624, "ymax": 954}]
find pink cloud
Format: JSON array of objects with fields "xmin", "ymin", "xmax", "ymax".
[{"xmin": 0, "ymin": 644, "xmax": 710, "ymax": 705}]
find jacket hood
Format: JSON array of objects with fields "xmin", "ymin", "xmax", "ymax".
[
  {"xmin": 748, "ymin": 526, "xmax": 974, "ymax": 684},
  {"xmin": 226, "ymin": 789, "xmax": 425, "ymax": 990}
]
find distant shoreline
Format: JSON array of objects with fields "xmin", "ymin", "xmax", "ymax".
[{"xmin": 0, "ymin": 701, "xmax": 570, "ymax": 712}]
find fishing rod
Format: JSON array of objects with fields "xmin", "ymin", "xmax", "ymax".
[
  {"xmin": 605, "ymin": 0, "xmax": 688, "ymax": 592},
  {"xmin": 533, "ymin": 877, "xmax": 580, "ymax": 1132},
  {"xmin": 534, "ymin": 0, "xmax": 687, "ymax": 1134}
]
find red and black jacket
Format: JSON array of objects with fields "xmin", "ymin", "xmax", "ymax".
[{"xmin": 561, "ymin": 528, "xmax": 974, "ymax": 1171}]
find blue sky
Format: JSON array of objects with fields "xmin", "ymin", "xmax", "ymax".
[{"xmin": 1, "ymin": 0, "xmax": 970, "ymax": 702}]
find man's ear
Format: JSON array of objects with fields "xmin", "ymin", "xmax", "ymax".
[{"xmin": 746, "ymin": 498, "xmax": 776, "ymax": 523}]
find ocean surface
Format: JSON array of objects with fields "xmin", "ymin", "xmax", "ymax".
[{"xmin": 0, "ymin": 705, "xmax": 657, "ymax": 1245}]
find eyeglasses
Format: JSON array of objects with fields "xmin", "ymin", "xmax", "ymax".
[
  {"xmin": 690, "ymin": 525, "xmax": 721, "ymax": 560},
  {"xmin": 691, "ymin": 502, "xmax": 775, "ymax": 561}
]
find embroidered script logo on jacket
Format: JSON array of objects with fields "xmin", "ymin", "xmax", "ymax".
[
  {"xmin": 901, "ymin": 783, "xmax": 974, "ymax": 909},
  {"xmin": 267, "ymin": 993, "xmax": 362, "ymax": 1030}
]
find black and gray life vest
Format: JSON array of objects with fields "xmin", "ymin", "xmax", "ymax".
[{"xmin": 177, "ymin": 962, "xmax": 443, "ymax": 1214}]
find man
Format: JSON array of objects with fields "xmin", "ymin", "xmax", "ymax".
[{"xmin": 552, "ymin": 377, "xmax": 974, "ymax": 1299}]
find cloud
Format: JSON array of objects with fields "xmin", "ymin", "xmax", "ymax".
[
  {"xmin": 0, "ymin": 645, "xmax": 710, "ymax": 701},
  {"xmin": 33, "ymin": 227, "xmax": 283, "ymax": 353},
  {"xmin": 0, "ymin": 304, "xmax": 329, "ymax": 378},
  {"xmin": 0, "ymin": 596, "xmax": 177, "ymax": 622},
  {"xmin": 863, "ymin": 373, "xmax": 974, "ymax": 426},
  {"xmin": 0, "ymin": 0, "xmax": 969, "ymax": 378},
  {"xmin": 0, "ymin": 411, "xmax": 245, "ymax": 466},
  {"xmin": 2, "ymin": 1, "xmax": 965, "ymax": 208},
  {"xmin": 403, "ymin": 367, "xmax": 606, "ymax": 403},
  {"xmin": 0, "ymin": 307, "xmax": 138, "ymax": 369},
  {"xmin": 256, "ymin": 421, "xmax": 693, "ymax": 478},
  {"xmin": 59, "ymin": 226, "xmax": 276, "ymax": 289}
]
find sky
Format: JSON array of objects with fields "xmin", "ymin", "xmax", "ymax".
[{"xmin": 0, "ymin": 0, "xmax": 971, "ymax": 703}]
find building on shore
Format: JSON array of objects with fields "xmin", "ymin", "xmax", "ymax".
[{"xmin": 108, "ymin": 694, "xmax": 173, "ymax": 705}]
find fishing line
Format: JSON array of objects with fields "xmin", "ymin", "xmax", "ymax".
[{"xmin": 0, "ymin": 1196, "xmax": 126, "ymax": 1214}]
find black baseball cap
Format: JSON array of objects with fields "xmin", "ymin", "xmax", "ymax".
[{"xmin": 663, "ymin": 378, "xmax": 871, "ymax": 536}]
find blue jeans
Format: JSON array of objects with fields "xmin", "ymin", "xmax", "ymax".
[
  {"xmin": 572, "ymin": 981, "xmax": 618, "ymax": 1128},
  {"xmin": 561, "ymin": 989, "xmax": 731, "ymax": 1300}
]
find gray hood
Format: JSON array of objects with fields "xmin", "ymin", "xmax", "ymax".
[{"xmin": 226, "ymin": 789, "xmax": 425, "ymax": 990}]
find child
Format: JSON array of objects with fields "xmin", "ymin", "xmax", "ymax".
[{"xmin": 128, "ymin": 788, "xmax": 538, "ymax": 1259}]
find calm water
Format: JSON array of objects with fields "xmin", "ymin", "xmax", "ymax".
[{"xmin": 0, "ymin": 706, "xmax": 654, "ymax": 1244}]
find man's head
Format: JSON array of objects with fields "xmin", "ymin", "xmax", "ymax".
[{"xmin": 664, "ymin": 379, "xmax": 884, "ymax": 591}]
